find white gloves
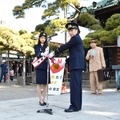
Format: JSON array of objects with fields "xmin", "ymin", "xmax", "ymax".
[
  {"xmin": 41, "ymin": 52, "xmax": 45, "ymax": 57},
  {"xmin": 41, "ymin": 47, "xmax": 49, "ymax": 57},
  {"xmin": 48, "ymin": 51, "xmax": 55, "ymax": 58},
  {"xmin": 41, "ymin": 52, "xmax": 48, "ymax": 57}
]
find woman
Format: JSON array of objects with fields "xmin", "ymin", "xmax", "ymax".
[{"xmin": 34, "ymin": 32, "xmax": 50, "ymax": 106}]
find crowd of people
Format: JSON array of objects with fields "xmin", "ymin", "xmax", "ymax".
[{"xmin": 0, "ymin": 61, "xmax": 24, "ymax": 83}]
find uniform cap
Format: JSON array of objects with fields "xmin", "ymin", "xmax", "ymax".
[
  {"xmin": 65, "ymin": 22, "xmax": 80, "ymax": 34},
  {"xmin": 39, "ymin": 32, "xmax": 47, "ymax": 38}
]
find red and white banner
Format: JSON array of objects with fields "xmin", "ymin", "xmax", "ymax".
[
  {"xmin": 32, "ymin": 56, "xmax": 47, "ymax": 68},
  {"xmin": 32, "ymin": 47, "xmax": 49, "ymax": 68},
  {"xmin": 48, "ymin": 57, "xmax": 66, "ymax": 95}
]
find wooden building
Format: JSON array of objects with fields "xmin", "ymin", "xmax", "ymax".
[
  {"xmin": 94, "ymin": 1, "xmax": 120, "ymax": 26},
  {"xmin": 103, "ymin": 46, "xmax": 120, "ymax": 68}
]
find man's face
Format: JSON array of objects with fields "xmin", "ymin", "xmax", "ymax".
[
  {"xmin": 90, "ymin": 42, "xmax": 97, "ymax": 48},
  {"xmin": 68, "ymin": 29, "xmax": 78, "ymax": 37}
]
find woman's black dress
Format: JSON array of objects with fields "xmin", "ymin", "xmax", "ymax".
[{"xmin": 34, "ymin": 44, "xmax": 50, "ymax": 84}]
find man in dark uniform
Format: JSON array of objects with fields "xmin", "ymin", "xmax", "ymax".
[
  {"xmin": 49, "ymin": 22, "xmax": 85, "ymax": 112},
  {"xmin": 0, "ymin": 60, "xmax": 7, "ymax": 83}
]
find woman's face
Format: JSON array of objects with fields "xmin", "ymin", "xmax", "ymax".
[{"xmin": 39, "ymin": 36, "xmax": 46, "ymax": 44}]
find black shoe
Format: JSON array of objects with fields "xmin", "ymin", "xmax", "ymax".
[
  {"xmin": 39, "ymin": 101, "xmax": 45, "ymax": 106},
  {"xmin": 64, "ymin": 108, "xmax": 79, "ymax": 112},
  {"xmin": 43, "ymin": 102, "xmax": 47, "ymax": 105},
  {"xmin": 98, "ymin": 93, "xmax": 102, "ymax": 95},
  {"xmin": 117, "ymin": 88, "xmax": 120, "ymax": 91}
]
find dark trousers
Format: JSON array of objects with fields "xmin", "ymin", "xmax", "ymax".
[
  {"xmin": 10, "ymin": 76, "xmax": 14, "ymax": 81},
  {"xmin": 0, "ymin": 72, "xmax": 6, "ymax": 82},
  {"xmin": 69, "ymin": 69, "xmax": 82, "ymax": 110}
]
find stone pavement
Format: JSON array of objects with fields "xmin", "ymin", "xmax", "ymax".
[{"xmin": 0, "ymin": 81, "xmax": 120, "ymax": 120}]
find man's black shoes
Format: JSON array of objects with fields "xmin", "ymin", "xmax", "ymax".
[{"xmin": 64, "ymin": 108, "xmax": 80, "ymax": 112}]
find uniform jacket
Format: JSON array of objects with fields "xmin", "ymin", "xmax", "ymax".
[
  {"xmin": 0, "ymin": 64, "xmax": 7, "ymax": 73},
  {"xmin": 86, "ymin": 46, "xmax": 106, "ymax": 72},
  {"xmin": 55, "ymin": 34, "xmax": 85, "ymax": 71},
  {"xmin": 34, "ymin": 44, "xmax": 48, "ymax": 70}
]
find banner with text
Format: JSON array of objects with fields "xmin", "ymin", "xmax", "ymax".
[{"xmin": 48, "ymin": 57, "xmax": 66, "ymax": 95}]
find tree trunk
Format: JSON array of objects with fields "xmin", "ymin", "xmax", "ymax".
[{"xmin": 22, "ymin": 56, "xmax": 26, "ymax": 86}]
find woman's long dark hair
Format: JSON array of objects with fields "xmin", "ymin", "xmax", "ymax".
[{"xmin": 37, "ymin": 36, "xmax": 48, "ymax": 49}]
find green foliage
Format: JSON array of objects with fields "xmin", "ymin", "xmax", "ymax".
[
  {"xmin": 13, "ymin": 6, "xmax": 25, "ymax": 18},
  {"xmin": 42, "ymin": 0, "xmax": 79, "ymax": 19},
  {"xmin": 19, "ymin": 30, "xmax": 28, "ymax": 35},
  {"xmin": 13, "ymin": 0, "xmax": 79, "ymax": 19},
  {"xmin": 90, "ymin": 24, "xmax": 103, "ymax": 30},
  {"xmin": 82, "ymin": 37, "xmax": 91, "ymax": 48},
  {"xmin": 13, "ymin": 0, "xmax": 43, "ymax": 18},
  {"xmin": 41, "ymin": 4, "xmax": 58, "ymax": 20},
  {"xmin": 105, "ymin": 14, "xmax": 120, "ymax": 30},
  {"xmin": 77, "ymin": 12, "xmax": 101, "ymax": 30},
  {"xmin": 0, "ymin": 27, "xmax": 35, "ymax": 55},
  {"xmin": 13, "ymin": 0, "xmax": 79, "ymax": 37},
  {"xmin": 35, "ymin": 18, "xmax": 67, "ymax": 35},
  {"xmin": 35, "ymin": 20, "xmax": 50, "ymax": 32},
  {"xmin": 35, "ymin": 24, "xmax": 46, "ymax": 32},
  {"xmin": 12, "ymin": 0, "xmax": 120, "ymax": 49},
  {"xmin": 83, "ymin": 14, "xmax": 120, "ymax": 48},
  {"xmin": 50, "ymin": 18, "xmax": 67, "ymax": 30},
  {"xmin": 44, "ymin": 27, "xmax": 54, "ymax": 35},
  {"xmin": 49, "ymin": 43, "xmax": 58, "ymax": 52},
  {"xmin": 113, "ymin": 26, "xmax": 120, "ymax": 36}
]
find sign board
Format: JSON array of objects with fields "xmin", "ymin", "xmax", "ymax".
[{"xmin": 48, "ymin": 57, "xmax": 66, "ymax": 95}]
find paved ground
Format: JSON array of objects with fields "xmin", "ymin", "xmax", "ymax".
[{"xmin": 0, "ymin": 81, "xmax": 120, "ymax": 120}]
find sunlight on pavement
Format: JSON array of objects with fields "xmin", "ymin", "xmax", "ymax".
[
  {"xmin": 103, "ymin": 89, "xmax": 117, "ymax": 92},
  {"xmin": 83, "ymin": 110, "xmax": 118, "ymax": 116},
  {"xmin": 0, "ymin": 86, "xmax": 8, "ymax": 89}
]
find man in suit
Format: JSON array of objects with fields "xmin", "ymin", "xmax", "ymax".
[
  {"xmin": 86, "ymin": 39, "xmax": 106, "ymax": 95},
  {"xmin": 49, "ymin": 22, "xmax": 85, "ymax": 112}
]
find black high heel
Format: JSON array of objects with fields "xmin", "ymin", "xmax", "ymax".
[
  {"xmin": 39, "ymin": 101, "xmax": 45, "ymax": 106},
  {"xmin": 43, "ymin": 102, "xmax": 47, "ymax": 105}
]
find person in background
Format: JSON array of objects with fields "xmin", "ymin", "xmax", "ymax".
[
  {"xmin": 18, "ymin": 63, "xmax": 22, "ymax": 76},
  {"xmin": 10, "ymin": 67, "xmax": 14, "ymax": 81},
  {"xmin": 49, "ymin": 22, "xmax": 85, "ymax": 112},
  {"xmin": 0, "ymin": 60, "xmax": 7, "ymax": 83},
  {"xmin": 92, "ymin": 1, "xmax": 97, "ymax": 9},
  {"xmin": 34, "ymin": 32, "xmax": 50, "ymax": 106},
  {"xmin": 86, "ymin": 39, "xmax": 106, "ymax": 95}
]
